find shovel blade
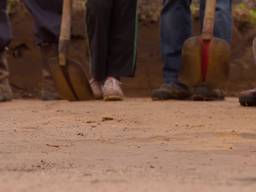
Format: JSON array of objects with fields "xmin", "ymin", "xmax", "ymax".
[
  {"xmin": 48, "ymin": 57, "xmax": 77, "ymax": 101},
  {"xmin": 205, "ymin": 37, "xmax": 230, "ymax": 88},
  {"xmin": 179, "ymin": 36, "xmax": 230, "ymax": 88},
  {"xmin": 49, "ymin": 57, "xmax": 94, "ymax": 101},
  {"xmin": 179, "ymin": 37, "xmax": 202, "ymax": 86},
  {"xmin": 67, "ymin": 59, "xmax": 94, "ymax": 100}
]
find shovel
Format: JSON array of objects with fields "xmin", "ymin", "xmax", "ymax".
[
  {"xmin": 49, "ymin": 0, "xmax": 93, "ymax": 101},
  {"xmin": 179, "ymin": 0, "xmax": 231, "ymax": 89}
]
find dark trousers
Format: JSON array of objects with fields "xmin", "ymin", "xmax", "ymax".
[
  {"xmin": 0, "ymin": 0, "xmax": 12, "ymax": 51},
  {"xmin": 86, "ymin": 0, "xmax": 138, "ymax": 81},
  {"xmin": 0, "ymin": 0, "xmax": 62, "ymax": 51}
]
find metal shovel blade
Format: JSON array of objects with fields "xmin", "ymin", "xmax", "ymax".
[
  {"xmin": 49, "ymin": 57, "xmax": 93, "ymax": 101},
  {"xmin": 179, "ymin": 36, "xmax": 202, "ymax": 87},
  {"xmin": 52, "ymin": 0, "xmax": 93, "ymax": 101},
  {"xmin": 179, "ymin": 36, "xmax": 230, "ymax": 88},
  {"xmin": 205, "ymin": 37, "xmax": 230, "ymax": 88},
  {"xmin": 48, "ymin": 57, "xmax": 77, "ymax": 101},
  {"xmin": 66, "ymin": 59, "xmax": 93, "ymax": 100}
]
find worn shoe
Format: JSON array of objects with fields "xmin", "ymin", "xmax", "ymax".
[
  {"xmin": 40, "ymin": 44, "xmax": 61, "ymax": 101},
  {"xmin": 239, "ymin": 88, "xmax": 256, "ymax": 106},
  {"xmin": 151, "ymin": 83, "xmax": 191, "ymax": 101},
  {"xmin": 192, "ymin": 85, "xmax": 225, "ymax": 101},
  {"xmin": 0, "ymin": 50, "xmax": 12, "ymax": 102},
  {"xmin": 102, "ymin": 77, "xmax": 124, "ymax": 101},
  {"xmin": 89, "ymin": 79, "xmax": 103, "ymax": 99}
]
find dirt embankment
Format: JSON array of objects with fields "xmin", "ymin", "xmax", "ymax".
[{"xmin": 7, "ymin": 1, "xmax": 256, "ymax": 98}]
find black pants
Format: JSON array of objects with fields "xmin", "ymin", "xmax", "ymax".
[
  {"xmin": 0, "ymin": 0, "xmax": 62, "ymax": 51},
  {"xmin": 86, "ymin": 0, "xmax": 138, "ymax": 81}
]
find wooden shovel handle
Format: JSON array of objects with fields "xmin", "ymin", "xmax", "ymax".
[
  {"xmin": 59, "ymin": 0, "xmax": 73, "ymax": 66},
  {"xmin": 202, "ymin": 0, "xmax": 216, "ymax": 40}
]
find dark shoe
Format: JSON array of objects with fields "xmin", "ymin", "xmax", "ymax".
[
  {"xmin": 192, "ymin": 85, "xmax": 225, "ymax": 101},
  {"xmin": 239, "ymin": 88, "xmax": 256, "ymax": 106},
  {"xmin": 0, "ymin": 50, "xmax": 12, "ymax": 102},
  {"xmin": 40, "ymin": 44, "xmax": 61, "ymax": 101},
  {"xmin": 152, "ymin": 83, "xmax": 191, "ymax": 101}
]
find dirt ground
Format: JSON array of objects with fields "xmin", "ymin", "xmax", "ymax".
[{"xmin": 0, "ymin": 98, "xmax": 256, "ymax": 192}]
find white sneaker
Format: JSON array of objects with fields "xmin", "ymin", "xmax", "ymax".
[
  {"xmin": 89, "ymin": 79, "xmax": 103, "ymax": 99},
  {"xmin": 102, "ymin": 77, "xmax": 124, "ymax": 101}
]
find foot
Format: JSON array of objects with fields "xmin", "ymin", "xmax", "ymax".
[
  {"xmin": 102, "ymin": 77, "xmax": 124, "ymax": 101},
  {"xmin": 89, "ymin": 79, "xmax": 103, "ymax": 99},
  {"xmin": 192, "ymin": 85, "xmax": 225, "ymax": 101},
  {"xmin": 151, "ymin": 83, "xmax": 191, "ymax": 101},
  {"xmin": 239, "ymin": 88, "xmax": 256, "ymax": 106},
  {"xmin": 0, "ymin": 79, "xmax": 12, "ymax": 102}
]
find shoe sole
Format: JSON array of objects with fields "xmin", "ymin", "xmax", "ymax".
[
  {"xmin": 192, "ymin": 95, "xmax": 225, "ymax": 101},
  {"xmin": 104, "ymin": 95, "xmax": 123, "ymax": 101},
  {"xmin": 239, "ymin": 96, "xmax": 256, "ymax": 107}
]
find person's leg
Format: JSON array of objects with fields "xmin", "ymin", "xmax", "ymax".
[
  {"xmin": 107, "ymin": 0, "xmax": 137, "ymax": 79},
  {"xmin": 23, "ymin": 0, "xmax": 62, "ymax": 100},
  {"xmin": 86, "ymin": 0, "xmax": 113, "ymax": 82},
  {"xmin": 200, "ymin": 0, "xmax": 232, "ymax": 43},
  {"xmin": 161, "ymin": 0, "xmax": 192, "ymax": 85},
  {"xmin": 152, "ymin": 0, "xmax": 192, "ymax": 100},
  {"xmin": 23, "ymin": 0, "xmax": 62, "ymax": 45},
  {"xmin": 100, "ymin": 0, "xmax": 138, "ymax": 101},
  {"xmin": 0, "ymin": 0, "xmax": 12, "ymax": 101}
]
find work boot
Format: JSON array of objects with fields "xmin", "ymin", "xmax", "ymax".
[
  {"xmin": 239, "ymin": 88, "xmax": 256, "ymax": 106},
  {"xmin": 192, "ymin": 85, "xmax": 225, "ymax": 101},
  {"xmin": 0, "ymin": 50, "xmax": 12, "ymax": 102},
  {"xmin": 40, "ymin": 44, "xmax": 61, "ymax": 100},
  {"xmin": 151, "ymin": 83, "xmax": 191, "ymax": 101}
]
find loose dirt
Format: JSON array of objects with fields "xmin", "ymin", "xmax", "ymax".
[{"xmin": 0, "ymin": 98, "xmax": 256, "ymax": 192}]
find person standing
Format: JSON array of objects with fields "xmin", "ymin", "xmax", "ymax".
[
  {"xmin": 0, "ymin": 0, "xmax": 63, "ymax": 102},
  {"xmin": 86, "ymin": 0, "xmax": 138, "ymax": 101},
  {"xmin": 152, "ymin": 0, "xmax": 232, "ymax": 101}
]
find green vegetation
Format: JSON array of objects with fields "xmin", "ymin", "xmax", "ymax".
[
  {"xmin": 235, "ymin": 3, "xmax": 256, "ymax": 24},
  {"xmin": 7, "ymin": 0, "xmax": 18, "ymax": 15}
]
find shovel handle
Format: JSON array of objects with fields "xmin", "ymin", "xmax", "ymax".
[
  {"xmin": 59, "ymin": 0, "xmax": 73, "ymax": 66},
  {"xmin": 202, "ymin": 0, "xmax": 216, "ymax": 40}
]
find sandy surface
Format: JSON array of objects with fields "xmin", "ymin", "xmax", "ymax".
[{"xmin": 0, "ymin": 98, "xmax": 256, "ymax": 192}]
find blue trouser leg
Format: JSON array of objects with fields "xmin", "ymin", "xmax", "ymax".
[
  {"xmin": 23, "ymin": 0, "xmax": 62, "ymax": 45},
  {"xmin": 160, "ymin": 0, "xmax": 192, "ymax": 85},
  {"xmin": 200, "ymin": 0, "xmax": 232, "ymax": 43},
  {"xmin": 160, "ymin": 0, "xmax": 232, "ymax": 85},
  {"xmin": 0, "ymin": 0, "xmax": 12, "ymax": 51},
  {"xmin": 0, "ymin": 0, "xmax": 62, "ymax": 49}
]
